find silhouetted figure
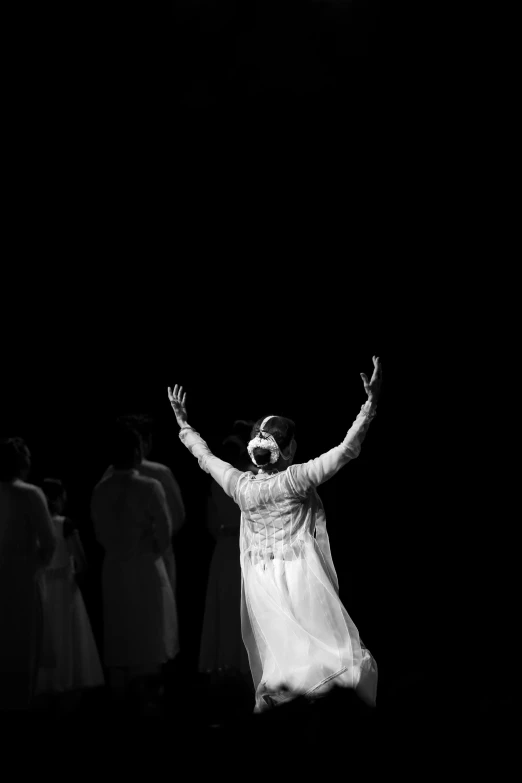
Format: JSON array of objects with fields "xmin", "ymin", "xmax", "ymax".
[
  {"xmin": 168, "ymin": 358, "xmax": 381, "ymax": 714},
  {"xmin": 36, "ymin": 478, "xmax": 104, "ymax": 698},
  {"xmin": 199, "ymin": 422, "xmax": 256, "ymax": 687},
  {"xmin": 102, "ymin": 414, "xmax": 185, "ymax": 599},
  {"xmin": 91, "ymin": 423, "xmax": 178, "ymax": 711},
  {"xmin": 0, "ymin": 438, "xmax": 57, "ymax": 710}
]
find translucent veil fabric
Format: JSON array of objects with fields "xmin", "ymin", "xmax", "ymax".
[
  {"xmin": 236, "ymin": 472, "xmax": 378, "ymax": 713},
  {"xmin": 178, "ymin": 407, "xmax": 378, "ymax": 714}
]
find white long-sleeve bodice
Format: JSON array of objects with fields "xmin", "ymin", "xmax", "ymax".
[{"xmin": 179, "ymin": 402, "xmax": 375, "ymax": 584}]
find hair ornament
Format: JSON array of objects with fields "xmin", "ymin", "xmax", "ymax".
[{"xmin": 247, "ymin": 415, "xmax": 280, "ymax": 466}]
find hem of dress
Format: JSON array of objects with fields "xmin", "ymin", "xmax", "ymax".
[
  {"xmin": 304, "ymin": 666, "xmax": 351, "ymax": 697},
  {"xmin": 254, "ymin": 666, "xmax": 354, "ymax": 712}
]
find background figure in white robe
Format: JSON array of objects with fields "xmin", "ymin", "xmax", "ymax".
[
  {"xmin": 0, "ymin": 438, "xmax": 57, "ymax": 710},
  {"xmin": 36, "ymin": 478, "xmax": 104, "ymax": 696},
  {"xmin": 199, "ymin": 426, "xmax": 256, "ymax": 685},
  {"xmin": 101, "ymin": 414, "xmax": 185, "ymax": 599},
  {"xmin": 91, "ymin": 423, "xmax": 178, "ymax": 706},
  {"xmin": 168, "ymin": 357, "xmax": 382, "ymax": 713}
]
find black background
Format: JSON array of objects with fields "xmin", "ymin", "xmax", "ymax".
[{"xmin": 3, "ymin": 0, "xmax": 508, "ymax": 736}]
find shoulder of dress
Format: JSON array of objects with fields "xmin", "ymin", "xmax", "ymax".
[
  {"xmin": 136, "ymin": 472, "xmax": 162, "ymax": 488},
  {"xmin": 141, "ymin": 459, "xmax": 168, "ymax": 473},
  {"xmin": 19, "ymin": 481, "xmax": 45, "ymax": 500},
  {"xmin": 92, "ymin": 477, "xmax": 107, "ymax": 493}
]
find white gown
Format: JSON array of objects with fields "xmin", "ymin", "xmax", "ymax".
[
  {"xmin": 91, "ymin": 469, "xmax": 178, "ymax": 670},
  {"xmin": 179, "ymin": 402, "xmax": 378, "ymax": 713},
  {"xmin": 101, "ymin": 459, "xmax": 185, "ymax": 598},
  {"xmin": 36, "ymin": 516, "xmax": 104, "ymax": 693},
  {"xmin": 0, "ymin": 480, "xmax": 57, "ymax": 708}
]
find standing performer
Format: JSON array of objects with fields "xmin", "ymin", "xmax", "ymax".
[
  {"xmin": 91, "ymin": 424, "xmax": 178, "ymax": 709},
  {"xmin": 101, "ymin": 414, "xmax": 185, "ymax": 599},
  {"xmin": 36, "ymin": 478, "xmax": 104, "ymax": 697},
  {"xmin": 0, "ymin": 438, "xmax": 57, "ymax": 710},
  {"xmin": 167, "ymin": 357, "xmax": 382, "ymax": 713}
]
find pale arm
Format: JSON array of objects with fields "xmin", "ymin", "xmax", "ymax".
[
  {"xmin": 167, "ymin": 384, "xmax": 244, "ymax": 499},
  {"xmin": 178, "ymin": 427, "xmax": 241, "ymax": 500},
  {"xmin": 288, "ymin": 400, "xmax": 377, "ymax": 496}
]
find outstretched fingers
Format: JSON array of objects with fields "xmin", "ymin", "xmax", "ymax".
[
  {"xmin": 168, "ymin": 385, "xmax": 186, "ymax": 404},
  {"xmin": 370, "ymin": 356, "xmax": 381, "ymax": 384}
]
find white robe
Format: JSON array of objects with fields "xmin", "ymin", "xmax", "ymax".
[
  {"xmin": 91, "ymin": 470, "xmax": 178, "ymax": 669},
  {"xmin": 36, "ymin": 516, "xmax": 104, "ymax": 693},
  {"xmin": 179, "ymin": 402, "xmax": 378, "ymax": 712},
  {"xmin": 0, "ymin": 480, "xmax": 57, "ymax": 708},
  {"xmin": 101, "ymin": 459, "xmax": 185, "ymax": 597}
]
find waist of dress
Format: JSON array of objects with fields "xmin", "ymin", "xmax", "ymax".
[{"xmin": 244, "ymin": 540, "xmax": 307, "ymax": 563}]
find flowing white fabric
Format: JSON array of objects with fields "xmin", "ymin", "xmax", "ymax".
[
  {"xmin": 179, "ymin": 402, "xmax": 378, "ymax": 712},
  {"xmin": 36, "ymin": 516, "xmax": 104, "ymax": 693}
]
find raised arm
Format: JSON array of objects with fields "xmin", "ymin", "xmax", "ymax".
[
  {"xmin": 168, "ymin": 385, "xmax": 241, "ymax": 499},
  {"xmin": 288, "ymin": 357, "xmax": 382, "ymax": 496}
]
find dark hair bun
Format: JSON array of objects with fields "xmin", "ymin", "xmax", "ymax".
[
  {"xmin": 252, "ymin": 447, "xmax": 272, "ymax": 466},
  {"xmin": 109, "ymin": 422, "xmax": 141, "ymax": 466},
  {"xmin": 0, "ymin": 437, "xmax": 29, "ymax": 481},
  {"xmin": 250, "ymin": 416, "xmax": 296, "ymax": 454}
]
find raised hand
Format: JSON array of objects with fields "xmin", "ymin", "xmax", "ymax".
[
  {"xmin": 360, "ymin": 356, "xmax": 382, "ymax": 403},
  {"xmin": 167, "ymin": 385, "xmax": 188, "ymax": 428}
]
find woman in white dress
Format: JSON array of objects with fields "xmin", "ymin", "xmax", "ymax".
[
  {"xmin": 36, "ymin": 479, "xmax": 104, "ymax": 697},
  {"xmin": 91, "ymin": 423, "xmax": 178, "ymax": 709},
  {"xmin": 0, "ymin": 438, "xmax": 57, "ymax": 710},
  {"xmin": 168, "ymin": 356, "xmax": 382, "ymax": 713}
]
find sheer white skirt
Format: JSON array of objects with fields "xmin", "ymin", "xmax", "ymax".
[
  {"xmin": 36, "ymin": 569, "xmax": 104, "ymax": 693},
  {"xmin": 240, "ymin": 537, "xmax": 377, "ymax": 712}
]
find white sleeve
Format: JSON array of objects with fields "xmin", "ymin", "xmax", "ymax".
[
  {"xmin": 179, "ymin": 427, "xmax": 242, "ymax": 500},
  {"xmin": 288, "ymin": 401, "xmax": 376, "ymax": 496}
]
